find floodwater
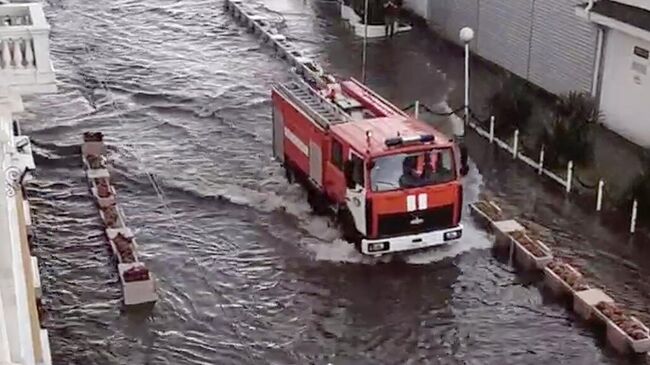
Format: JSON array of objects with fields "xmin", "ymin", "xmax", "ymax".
[{"xmin": 21, "ymin": 0, "xmax": 649, "ymax": 364}]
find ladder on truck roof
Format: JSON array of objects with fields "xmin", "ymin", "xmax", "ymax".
[{"xmin": 276, "ymin": 80, "xmax": 349, "ymax": 129}]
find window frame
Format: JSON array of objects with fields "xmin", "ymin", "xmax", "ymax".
[{"xmin": 349, "ymin": 150, "xmax": 365, "ymax": 188}]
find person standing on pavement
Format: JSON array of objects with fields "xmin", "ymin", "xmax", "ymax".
[{"xmin": 383, "ymin": 0, "xmax": 399, "ymax": 38}]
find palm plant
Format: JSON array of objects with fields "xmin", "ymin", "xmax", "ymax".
[
  {"xmin": 620, "ymin": 151, "xmax": 650, "ymax": 221},
  {"xmin": 487, "ymin": 76, "xmax": 533, "ymax": 137},
  {"xmin": 539, "ymin": 91, "xmax": 602, "ymax": 168}
]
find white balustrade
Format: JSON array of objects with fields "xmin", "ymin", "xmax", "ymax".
[
  {"xmin": 0, "ymin": 38, "xmax": 35, "ymax": 69},
  {"xmin": 0, "ymin": 3, "xmax": 56, "ymax": 95},
  {"xmin": 1, "ymin": 15, "xmax": 32, "ymax": 26}
]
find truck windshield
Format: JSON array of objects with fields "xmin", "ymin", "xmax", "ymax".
[{"xmin": 369, "ymin": 148, "xmax": 455, "ymax": 192}]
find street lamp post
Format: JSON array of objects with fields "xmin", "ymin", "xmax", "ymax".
[
  {"xmin": 361, "ymin": 0, "xmax": 369, "ymax": 84},
  {"xmin": 457, "ymin": 27, "xmax": 474, "ymax": 176},
  {"xmin": 459, "ymin": 27, "xmax": 474, "ymax": 127}
]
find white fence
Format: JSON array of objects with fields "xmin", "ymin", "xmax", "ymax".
[{"xmin": 410, "ymin": 102, "xmax": 642, "ymax": 235}]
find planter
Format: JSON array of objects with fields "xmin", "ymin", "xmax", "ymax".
[
  {"xmin": 469, "ymin": 200, "xmax": 503, "ymax": 230},
  {"xmin": 573, "ymin": 288, "xmax": 614, "ymax": 321},
  {"xmin": 339, "ymin": 4, "xmax": 412, "ymax": 38},
  {"xmin": 606, "ymin": 316, "xmax": 650, "ymax": 354},
  {"xmin": 352, "ymin": 21, "xmax": 412, "ymax": 38},
  {"xmin": 593, "ymin": 302, "xmax": 650, "ymax": 354},
  {"xmin": 543, "ymin": 262, "xmax": 590, "ymax": 297},
  {"xmin": 510, "ymin": 231, "xmax": 553, "ymax": 271},
  {"xmin": 91, "ymin": 186, "xmax": 116, "ymax": 208},
  {"xmin": 83, "ymin": 154, "xmax": 107, "ymax": 170},
  {"xmin": 340, "ymin": 3, "xmax": 359, "ymax": 22},
  {"xmin": 108, "ymin": 231, "xmax": 139, "ymax": 264},
  {"xmin": 100, "ymin": 206, "xmax": 125, "ymax": 230},
  {"xmin": 81, "ymin": 141, "xmax": 105, "ymax": 157},
  {"xmin": 118, "ymin": 263, "xmax": 157, "ymax": 306}
]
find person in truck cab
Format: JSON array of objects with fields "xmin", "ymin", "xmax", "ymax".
[{"xmin": 397, "ymin": 152, "xmax": 452, "ymax": 188}]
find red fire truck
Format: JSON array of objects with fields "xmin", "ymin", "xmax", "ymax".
[{"xmin": 272, "ymin": 73, "xmax": 464, "ymax": 256}]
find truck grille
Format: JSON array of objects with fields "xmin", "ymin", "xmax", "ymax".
[{"xmin": 377, "ymin": 204, "xmax": 455, "ymax": 237}]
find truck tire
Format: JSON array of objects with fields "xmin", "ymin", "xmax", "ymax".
[
  {"xmin": 284, "ymin": 163, "xmax": 296, "ymax": 184},
  {"xmin": 307, "ymin": 189, "xmax": 329, "ymax": 215}
]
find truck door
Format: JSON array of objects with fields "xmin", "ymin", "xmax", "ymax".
[{"xmin": 344, "ymin": 151, "xmax": 366, "ymax": 235}]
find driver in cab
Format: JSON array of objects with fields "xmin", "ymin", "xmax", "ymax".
[{"xmin": 399, "ymin": 153, "xmax": 440, "ymax": 188}]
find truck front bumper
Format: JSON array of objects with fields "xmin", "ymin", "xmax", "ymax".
[{"xmin": 360, "ymin": 225, "xmax": 463, "ymax": 255}]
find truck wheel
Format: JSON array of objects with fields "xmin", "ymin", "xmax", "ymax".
[
  {"xmin": 460, "ymin": 144, "xmax": 469, "ymax": 176},
  {"xmin": 284, "ymin": 164, "xmax": 296, "ymax": 184},
  {"xmin": 308, "ymin": 190, "xmax": 328, "ymax": 215}
]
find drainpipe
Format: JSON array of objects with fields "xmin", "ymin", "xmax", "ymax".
[
  {"xmin": 591, "ymin": 26, "xmax": 605, "ymax": 97},
  {"xmin": 585, "ymin": 0, "xmax": 595, "ymax": 20}
]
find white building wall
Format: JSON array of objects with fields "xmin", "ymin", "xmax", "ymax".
[
  {"xmin": 599, "ymin": 29, "xmax": 650, "ymax": 147},
  {"xmin": 403, "ymin": 0, "xmax": 427, "ymax": 18},
  {"xmin": 411, "ymin": 0, "xmax": 599, "ymax": 95}
]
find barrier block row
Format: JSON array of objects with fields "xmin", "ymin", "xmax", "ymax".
[
  {"xmin": 470, "ymin": 200, "xmax": 650, "ymax": 355},
  {"xmin": 82, "ymin": 132, "xmax": 157, "ymax": 306}
]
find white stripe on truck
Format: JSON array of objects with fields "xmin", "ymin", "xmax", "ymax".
[
  {"xmin": 407, "ymin": 195, "xmax": 417, "ymax": 212},
  {"xmin": 284, "ymin": 127, "xmax": 309, "ymax": 156}
]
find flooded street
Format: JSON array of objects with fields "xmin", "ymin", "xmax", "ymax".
[{"xmin": 21, "ymin": 0, "xmax": 648, "ymax": 363}]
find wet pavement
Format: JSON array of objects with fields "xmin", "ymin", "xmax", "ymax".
[{"xmin": 20, "ymin": 0, "xmax": 650, "ymax": 363}]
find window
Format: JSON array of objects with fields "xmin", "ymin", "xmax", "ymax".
[
  {"xmin": 331, "ymin": 139, "xmax": 343, "ymax": 170},
  {"xmin": 350, "ymin": 153, "xmax": 365, "ymax": 187},
  {"xmin": 370, "ymin": 148, "xmax": 455, "ymax": 192}
]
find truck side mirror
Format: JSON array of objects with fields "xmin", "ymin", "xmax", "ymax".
[
  {"xmin": 344, "ymin": 161, "xmax": 356, "ymax": 189},
  {"xmin": 460, "ymin": 144, "xmax": 469, "ymax": 176}
]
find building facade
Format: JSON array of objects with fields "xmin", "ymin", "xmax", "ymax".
[
  {"xmin": 577, "ymin": 0, "xmax": 650, "ymax": 148},
  {"xmin": 404, "ymin": 0, "xmax": 650, "ymax": 147},
  {"xmin": 1, "ymin": 2, "xmax": 56, "ymax": 364}
]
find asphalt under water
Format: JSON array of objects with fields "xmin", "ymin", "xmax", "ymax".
[{"xmin": 22, "ymin": 0, "xmax": 649, "ymax": 364}]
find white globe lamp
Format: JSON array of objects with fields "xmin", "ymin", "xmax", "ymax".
[{"xmin": 459, "ymin": 27, "xmax": 475, "ymax": 43}]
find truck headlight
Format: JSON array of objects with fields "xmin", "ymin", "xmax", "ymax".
[
  {"xmin": 367, "ymin": 242, "xmax": 389, "ymax": 253},
  {"xmin": 444, "ymin": 230, "xmax": 462, "ymax": 241}
]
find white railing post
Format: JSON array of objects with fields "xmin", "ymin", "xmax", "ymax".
[
  {"xmin": 566, "ymin": 161, "xmax": 573, "ymax": 193},
  {"xmin": 414, "ymin": 100, "xmax": 419, "ymax": 119},
  {"xmin": 538, "ymin": 146, "xmax": 545, "ymax": 175},
  {"xmin": 596, "ymin": 179, "xmax": 604, "ymax": 212},
  {"xmin": 489, "ymin": 116, "xmax": 495, "ymax": 143},
  {"xmin": 631, "ymin": 199, "xmax": 638, "ymax": 234},
  {"xmin": 512, "ymin": 129, "xmax": 519, "ymax": 159}
]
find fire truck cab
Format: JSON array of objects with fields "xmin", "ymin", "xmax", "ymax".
[{"xmin": 272, "ymin": 75, "xmax": 463, "ymax": 256}]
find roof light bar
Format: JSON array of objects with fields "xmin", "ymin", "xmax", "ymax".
[{"xmin": 384, "ymin": 134, "xmax": 435, "ymax": 147}]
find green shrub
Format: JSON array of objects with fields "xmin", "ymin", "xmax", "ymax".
[
  {"xmin": 487, "ymin": 76, "xmax": 534, "ymax": 137},
  {"xmin": 554, "ymin": 91, "xmax": 602, "ymax": 125},
  {"xmin": 620, "ymin": 152, "xmax": 650, "ymax": 221},
  {"xmin": 538, "ymin": 91, "xmax": 601, "ymax": 168}
]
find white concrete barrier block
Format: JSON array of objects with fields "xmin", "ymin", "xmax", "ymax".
[
  {"xmin": 118, "ymin": 263, "xmax": 157, "ymax": 305},
  {"xmin": 86, "ymin": 168, "xmax": 110, "ymax": 180},
  {"xmin": 31, "ymin": 256, "xmax": 41, "ymax": 299},
  {"xmin": 23, "ymin": 199, "xmax": 32, "ymax": 227},
  {"xmin": 573, "ymin": 288, "xmax": 614, "ymax": 321}
]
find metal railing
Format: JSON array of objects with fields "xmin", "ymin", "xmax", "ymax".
[{"xmin": 407, "ymin": 101, "xmax": 645, "ymax": 235}]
